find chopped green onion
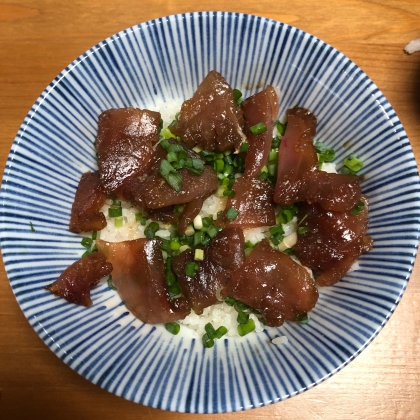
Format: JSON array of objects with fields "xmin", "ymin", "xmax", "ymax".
[
  {"xmin": 296, "ymin": 312, "xmax": 310, "ymax": 324},
  {"xmin": 240, "ymin": 142, "xmax": 250, "ymax": 153},
  {"xmin": 271, "ymin": 137, "xmax": 280, "ymax": 148},
  {"xmin": 275, "ymin": 121, "xmax": 286, "ymax": 136},
  {"xmin": 205, "ymin": 322, "xmax": 217, "ymax": 339},
  {"xmin": 168, "ymin": 283, "xmax": 182, "ymax": 298},
  {"xmin": 250, "ymin": 122, "xmax": 267, "ymax": 135},
  {"xmin": 215, "ymin": 159, "xmax": 224, "ymax": 173},
  {"xmin": 160, "ymin": 139, "xmax": 170, "ymax": 149},
  {"xmin": 315, "ymin": 142, "xmax": 335, "ymax": 165},
  {"xmin": 269, "ymin": 224, "xmax": 284, "ymax": 236},
  {"xmin": 112, "ymin": 200, "xmax": 121, "ymax": 206},
  {"xmin": 237, "ymin": 311, "xmax": 250, "ymax": 325},
  {"xmin": 91, "ymin": 231, "xmax": 97, "ymax": 240},
  {"xmin": 214, "ymin": 326, "xmax": 228, "ymax": 339},
  {"xmin": 170, "ymin": 240, "xmax": 181, "ymax": 251},
  {"xmin": 226, "ymin": 207, "xmax": 239, "ymax": 220},
  {"xmin": 194, "ymin": 249, "xmax": 204, "ymax": 261},
  {"xmin": 29, "ymin": 221, "xmax": 35, "ymax": 232},
  {"xmin": 268, "ymin": 149, "xmax": 278, "ymax": 163},
  {"xmin": 185, "ymin": 261, "xmax": 199, "ymax": 277},
  {"xmin": 202, "ymin": 333, "xmax": 215, "ymax": 348},
  {"xmin": 161, "ymin": 127, "xmax": 176, "ymax": 139},
  {"xmin": 193, "ymin": 231, "xmax": 205, "ymax": 246},
  {"xmin": 159, "ymin": 159, "xmax": 183, "ymax": 192},
  {"xmin": 108, "ymin": 206, "xmax": 122, "ymax": 218},
  {"xmin": 107, "ymin": 275, "xmax": 117, "ymax": 290},
  {"xmin": 81, "ymin": 237, "xmax": 93, "ymax": 249},
  {"xmin": 165, "ymin": 322, "xmax": 181, "ymax": 335},
  {"xmin": 223, "ymin": 189, "xmax": 235, "ymax": 197},
  {"xmin": 234, "ymin": 300, "xmax": 250, "ymax": 313},
  {"xmin": 237, "ymin": 319, "xmax": 256, "ymax": 336},
  {"xmin": 343, "ymin": 155, "xmax": 363, "ymax": 172},
  {"xmin": 351, "ymin": 200, "xmax": 365, "ymax": 215},
  {"xmin": 233, "ymin": 88, "xmax": 243, "ymax": 104},
  {"xmin": 144, "ymin": 222, "xmax": 160, "ymax": 238},
  {"xmin": 114, "ymin": 216, "xmax": 124, "ymax": 228},
  {"xmin": 167, "ymin": 143, "xmax": 184, "ymax": 153},
  {"xmin": 207, "ymin": 225, "xmax": 218, "ymax": 239},
  {"xmin": 224, "ymin": 296, "xmax": 236, "ymax": 306}
]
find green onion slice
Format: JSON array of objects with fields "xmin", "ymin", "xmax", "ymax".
[
  {"xmin": 250, "ymin": 122, "xmax": 267, "ymax": 135},
  {"xmin": 296, "ymin": 312, "xmax": 310, "ymax": 324},
  {"xmin": 226, "ymin": 207, "xmax": 239, "ymax": 220},
  {"xmin": 351, "ymin": 200, "xmax": 365, "ymax": 215},
  {"xmin": 237, "ymin": 319, "xmax": 256, "ymax": 337},
  {"xmin": 165, "ymin": 322, "xmax": 180, "ymax": 335}
]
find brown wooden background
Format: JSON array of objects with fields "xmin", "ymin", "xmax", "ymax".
[{"xmin": 1, "ymin": 1, "xmax": 419, "ymax": 419}]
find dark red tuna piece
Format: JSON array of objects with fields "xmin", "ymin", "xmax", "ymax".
[
  {"xmin": 69, "ymin": 171, "xmax": 107, "ymax": 233},
  {"xmin": 141, "ymin": 165, "xmax": 218, "ymax": 209},
  {"xmin": 274, "ymin": 106, "xmax": 362, "ymax": 212},
  {"xmin": 45, "ymin": 252, "xmax": 112, "ymax": 306},
  {"xmin": 217, "ymin": 177, "xmax": 276, "ymax": 228},
  {"xmin": 96, "ymin": 108, "xmax": 160, "ymax": 195},
  {"xmin": 222, "ymin": 240, "xmax": 319, "ymax": 327},
  {"xmin": 96, "ymin": 238, "xmax": 190, "ymax": 324},
  {"xmin": 274, "ymin": 107, "xmax": 318, "ymax": 204},
  {"xmin": 172, "ymin": 228, "xmax": 245, "ymax": 314},
  {"xmin": 241, "ymin": 85, "xmax": 279, "ymax": 178},
  {"xmin": 293, "ymin": 197, "xmax": 373, "ymax": 286},
  {"xmin": 170, "ymin": 71, "xmax": 246, "ymax": 151}
]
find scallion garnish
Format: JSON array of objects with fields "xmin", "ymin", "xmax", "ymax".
[
  {"xmin": 202, "ymin": 333, "xmax": 215, "ymax": 348},
  {"xmin": 275, "ymin": 120, "xmax": 286, "ymax": 136},
  {"xmin": 29, "ymin": 221, "xmax": 35, "ymax": 232},
  {"xmin": 298, "ymin": 226, "xmax": 310, "ymax": 234},
  {"xmin": 144, "ymin": 222, "xmax": 160, "ymax": 239},
  {"xmin": 185, "ymin": 261, "xmax": 199, "ymax": 277},
  {"xmin": 237, "ymin": 311, "xmax": 250, "ymax": 325},
  {"xmin": 114, "ymin": 216, "xmax": 124, "ymax": 228},
  {"xmin": 342, "ymin": 155, "xmax": 363, "ymax": 173},
  {"xmin": 81, "ymin": 237, "xmax": 93, "ymax": 249},
  {"xmin": 226, "ymin": 207, "xmax": 239, "ymax": 220},
  {"xmin": 240, "ymin": 142, "xmax": 250, "ymax": 153},
  {"xmin": 224, "ymin": 296, "xmax": 236, "ymax": 306},
  {"xmin": 237, "ymin": 319, "xmax": 256, "ymax": 336},
  {"xmin": 165, "ymin": 322, "xmax": 181, "ymax": 335},
  {"xmin": 315, "ymin": 142, "xmax": 335, "ymax": 167},
  {"xmin": 108, "ymin": 206, "xmax": 122, "ymax": 218},
  {"xmin": 296, "ymin": 312, "xmax": 310, "ymax": 324},
  {"xmin": 159, "ymin": 159, "xmax": 183, "ymax": 192},
  {"xmin": 233, "ymin": 88, "xmax": 243, "ymax": 105},
  {"xmin": 351, "ymin": 200, "xmax": 365, "ymax": 215},
  {"xmin": 107, "ymin": 275, "xmax": 117, "ymax": 291},
  {"xmin": 194, "ymin": 248, "xmax": 204, "ymax": 261},
  {"xmin": 250, "ymin": 122, "xmax": 267, "ymax": 135}
]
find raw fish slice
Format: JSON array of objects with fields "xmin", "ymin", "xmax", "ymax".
[
  {"xmin": 96, "ymin": 108, "xmax": 160, "ymax": 195},
  {"xmin": 223, "ymin": 240, "xmax": 318, "ymax": 326},
  {"xmin": 69, "ymin": 171, "xmax": 107, "ymax": 233},
  {"xmin": 172, "ymin": 228, "xmax": 245, "ymax": 314},
  {"xmin": 170, "ymin": 71, "xmax": 246, "ymax": 151},
  {"xmin": 45, "ymin": 252, "xmax": 112, "ymax": 306},
  {"xmin": 241, "ymin": 85, "xmax": 279, "ymax": 178},
  {"xmin": 96, "ymin": 238, "xmax": 190, "ymax": 324}
]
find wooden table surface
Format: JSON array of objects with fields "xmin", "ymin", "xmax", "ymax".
[{"xmin": 1, "ymin": 1, "xmax": 419, "ymax": 419}]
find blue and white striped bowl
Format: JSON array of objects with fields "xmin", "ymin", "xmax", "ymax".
[{"xmin": 1, "ymin": 12, "xmax": 419, "ymax": 413}]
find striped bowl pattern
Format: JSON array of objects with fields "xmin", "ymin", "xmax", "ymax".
[{"xmin": 1, "ymin": 12, "xmax": 419, "ymax": 413}]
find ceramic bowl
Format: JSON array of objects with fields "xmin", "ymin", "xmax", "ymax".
[{"xmin": 1, "ymin": 11, "xmax": 419, "ymax": 413}]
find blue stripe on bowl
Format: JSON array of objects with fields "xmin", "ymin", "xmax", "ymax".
[{"xmin": 1, "ymin": 11, "xmax": 419, "ymax": 413}]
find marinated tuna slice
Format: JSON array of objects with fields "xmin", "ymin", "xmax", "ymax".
[
  {"xmin": 96, "ymin": 238, "xmax": 190, "ymax": 324},
  {"xmin": 222, "ymin": 240, "xmax": 318, "ymax": 327},
  {"xmin": 242, "ymin": 85, "xmax": 279, "ymax": 178},
  {"xmin": 217, "ymin": 177, "xmax": 276, "ymax": 228},
  {"xmin": 177, "ymin": 196, "xmax": 206, "ymax": 236},
  {"xmin": 170, "ymin": 70, "xmax": 246, "ymax": 151},
  {"xmin": 293, "ymin": 197, "xmax": 373, "ymax": 286},
  {"xmin": 69, "ymin": 171, "xmax": 107, "ymax": 233},
  {"xmin": 96, "ymin": 108, "xmax": 160, "ymax": 195},
  {"xmin": 306, "ymin": 171, "xmax": 362, "ymax": 213},
  {"xmin": 45, "ymin": 252, "xmax": 112, "ymax": 307},
  {"xmin": 274, "ymin": 106, "xmax": 362, "ymax": 212},
  {"xmin": 274, "ymin": 107, "xmax": 318, "ymax": 204},
  {"xmin": 141, "ymin": 166, "xmax": 218, "ymax": 209},
  {"xmin": 172, "ymin": 228, "xmax": 245, "ymax": 314}
]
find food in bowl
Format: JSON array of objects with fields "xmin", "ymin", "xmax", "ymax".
[{"xmin": 45, "ymin": 70, "xmax": 373, "ymax": 345}]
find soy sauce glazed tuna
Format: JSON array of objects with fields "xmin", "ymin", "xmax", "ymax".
[{"xmin": 48, "ymin": 70, "xmax": 373, "ymax": 345}]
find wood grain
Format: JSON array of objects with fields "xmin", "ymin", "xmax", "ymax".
[{"xmin": 0, "ymin": 1, "xmax": 419, "ymax": 419}]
